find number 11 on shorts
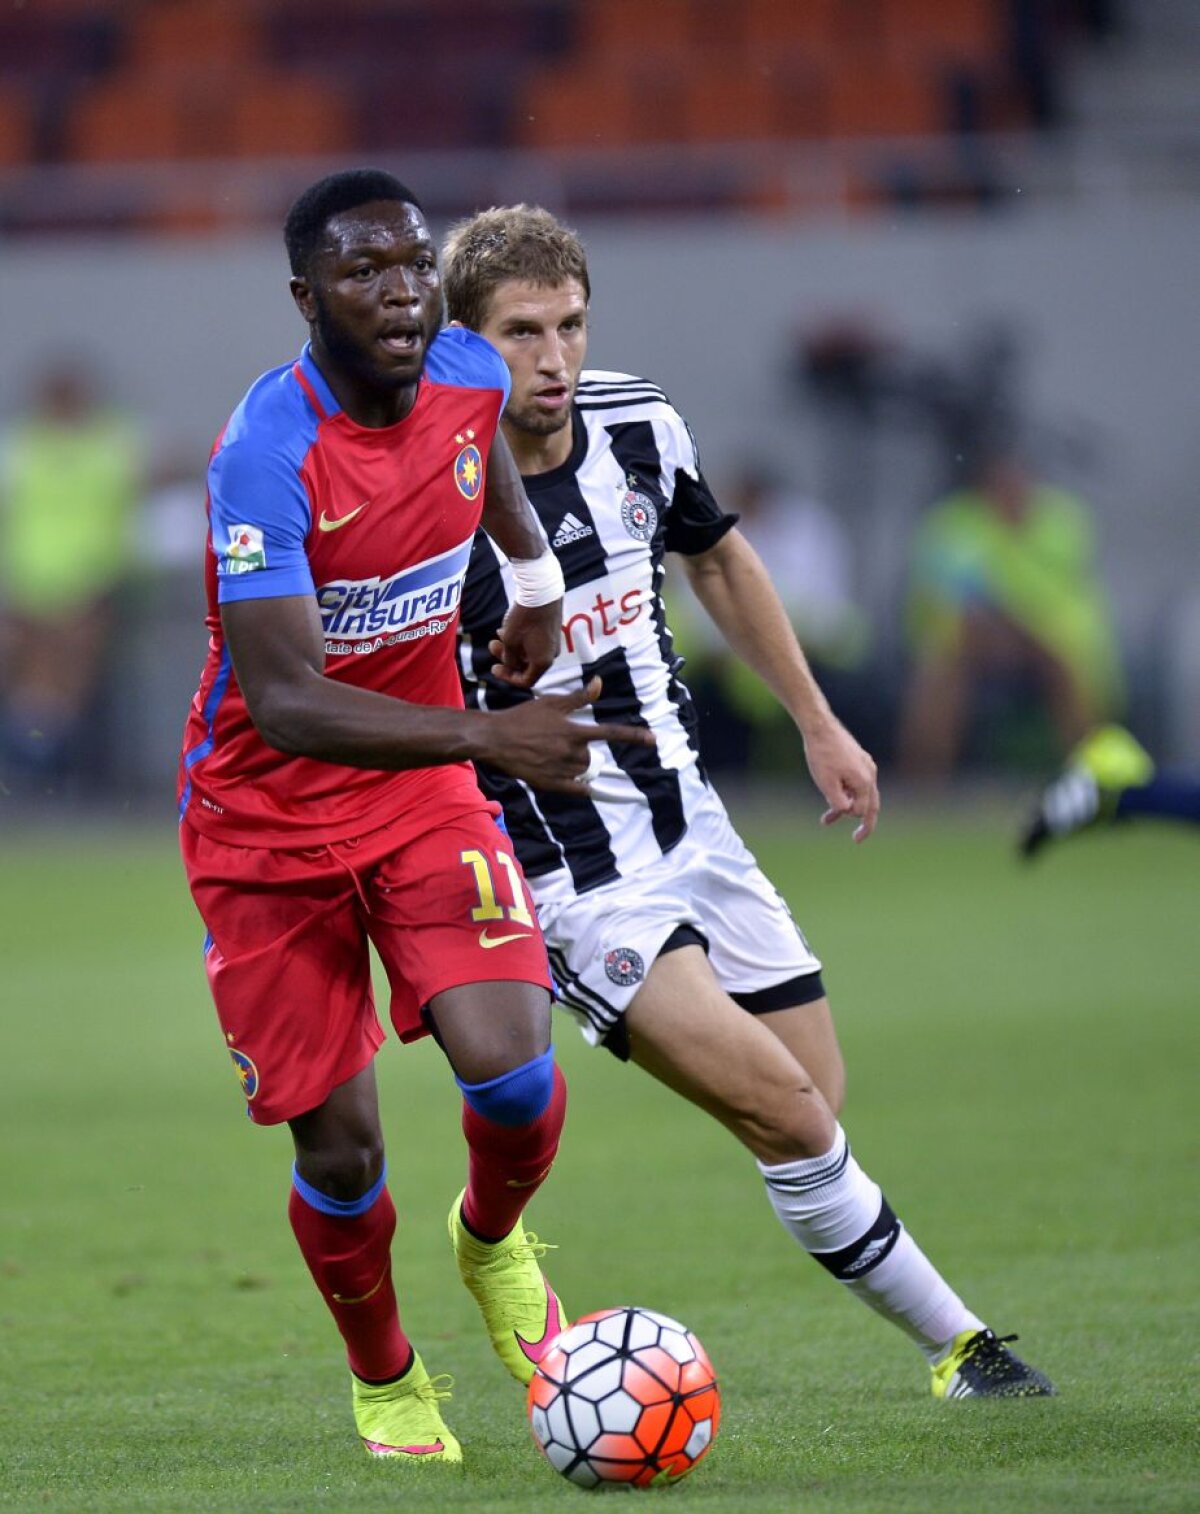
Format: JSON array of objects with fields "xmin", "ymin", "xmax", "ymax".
[{"xmin": 460, "ymin": 848, "xmax": 534, "ymax": 926}]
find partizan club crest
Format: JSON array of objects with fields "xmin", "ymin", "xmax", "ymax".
[
  {"xmin": 604, "ymin": 946, "xmax": 645, "ymax": 986},
  {"xmin": 620, "ymin": 477, "xmax": 658, "ymax": 542}
]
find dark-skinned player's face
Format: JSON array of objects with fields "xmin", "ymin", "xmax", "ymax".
[{"xmin": 290, "ymin": 200, "xmax": 442, "ymax": 410}]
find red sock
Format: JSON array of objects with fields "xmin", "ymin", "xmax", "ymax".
[
  {"xmin": 288, "ymin": 1179, "xmax": 411, "ymax": 1382},
  {"xmin": 461, "ymin": 1063, "xmax": 567, "ymax": 1240}
]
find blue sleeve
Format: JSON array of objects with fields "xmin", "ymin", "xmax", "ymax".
[
  {"xmin": 426, "ymin": 326, "xmax": 512, "ymax": 408},
  {"xmin": 209, "ymin": 432, "xmax": 315, "ymax": 604}
]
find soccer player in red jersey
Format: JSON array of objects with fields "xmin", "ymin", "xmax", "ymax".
[{"xmin": 178, "ymin": 170, "xmax": 653, "ymax": 1464}]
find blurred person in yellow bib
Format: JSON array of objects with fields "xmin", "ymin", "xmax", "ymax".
[
  {"xmin": 0, "ymin": 360, "xmax": 142, "ymax": 793},
  {"xmin": 898, "ymin": 441, "xmax": 1123, "ymax": 781}
]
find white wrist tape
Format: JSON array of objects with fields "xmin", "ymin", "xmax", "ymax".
[{"xmin": 510, "ymin": 551, "xmax": 565, "ymax": 608}]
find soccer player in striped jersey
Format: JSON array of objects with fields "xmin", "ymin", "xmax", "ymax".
[
  {"xmin": 178, "ymin": 173, "xmax": 655, "ymax": 1464},
  {"xmin": 445, "ymin": 206, "xmax": 1055, "ymax": 1401}
]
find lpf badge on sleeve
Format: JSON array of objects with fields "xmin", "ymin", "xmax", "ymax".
[{"xmin": 221, "ymin": 523, "xmax": 267, "ymax": 574}]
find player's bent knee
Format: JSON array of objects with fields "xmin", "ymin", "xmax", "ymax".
[
  {"xmin": 293, "ymin": 1137, "xmax": 385, "ymax": 1203},
  {"xmin": 733, "ymin": 1084, "xmax": 836, "ymax": 1165},
  {"xmin": 457, "ymin": 1046, "xmax": 559, "ymax": 1127}
]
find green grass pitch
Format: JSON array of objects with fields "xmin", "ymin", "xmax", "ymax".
[{"xmin": 1, "ymin": 802, "xmax": 1196, "ymax": 1511}]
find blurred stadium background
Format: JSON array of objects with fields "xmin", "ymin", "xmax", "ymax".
[
  {"xmin": 3, "ymin": 7, "xmax": 1199, "ymax": 1509},
  {"xmin": 2, "ymin": 0, "xmax": 1199, "ymax": 802}
]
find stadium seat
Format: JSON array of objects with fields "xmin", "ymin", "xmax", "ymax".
[
  {"xmin": 768, "ymin": 57, "xmax": 832, "ymax": 140},
  {"xmin": 519, "ymin": 64, "xmax": 680, "ymax": 149},
  {"xmin": 688, "ymin": 0, "xmax": 753, "ymax": 55},
  {"xmin": 0, "ymin": 9, "xmax": 118, "ymax": 88},
  {"xmin": 358, "ymin": 62, "xmax": 509, "ymax": 153},
  {"xmin": 265, "ymin": 0, "xmax": 567, "ymax": 69},
  {"xmin": 226, "ymin": 74, "xmax": 355, "ymax": 159},
  {"xmin": 67, "ymin": 65, "xmax": 355, "ymax": 164},
  {"xmin": 66, "ymin": 76, "xmax": 196, "ymax": 162},
  {"xmin": 0, "ymin": 86, "xmax": 35, "ymax": 167},
  {"xmin": 881, "ymin": 0, "xmax": 1003, "ymax": 66},
  {"xmin": 126, "ymin": 1, "xmax": 263, "ymax": 73},
  {"xmin": 680, "ymin": 59, "xmax": 827, "ymax": 144},
  {"xmin": 743, "ymin": 0, "xmax": 846, "ymax": 57},
  {"xmin": 578, "ymin": 0, "xmax": 750, "ymax": 59},
  {"xmin": 579, "ymin": 0, "xmax": 694, "ymax": 57},
  {"xmin": 679, "ymin": 61, "xmax": 775, "ymax": 144},
  {"xmin": 264, "ymin": 2, "xmax": 435, "ymax": 71},
  {"xmin": 824, "ymin": 60, "xmax": 945, "ymax": 138}
]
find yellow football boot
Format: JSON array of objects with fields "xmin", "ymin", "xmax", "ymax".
[{"xmin": 448, "ymin": 1189, "xmax": 567, "ymax": 1385}]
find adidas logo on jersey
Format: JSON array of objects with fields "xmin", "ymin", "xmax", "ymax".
[{"xmin": 552, "ymin": 512, "xmax": 594, "ymax": 547}]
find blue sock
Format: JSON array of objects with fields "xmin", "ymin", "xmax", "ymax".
[{"xmin": 1116, "ymin": 773, "xmax": 1200, "ymax": 826}]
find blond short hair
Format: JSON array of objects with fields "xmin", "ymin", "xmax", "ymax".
[{"xmin": 442, "ymin": 205, "xmax": 591, "ymax": 331}]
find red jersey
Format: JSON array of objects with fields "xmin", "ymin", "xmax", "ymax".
[{"xmin": 179, "ymin": 327, "xmax": 509, "ymax": 847}]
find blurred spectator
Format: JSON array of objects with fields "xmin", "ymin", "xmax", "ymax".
[
  {"xmin": 668, "ymin": 462, "xmax": 870, "ymax": 773},
  {"xmin": 897, "ymin": 441, "xmax": 1123, "ymax": 781},
  {"xmin": 0, "ymin": 360, "xmax": 143, "ymax": 794},
  {"xmin": 136, "ymin": 451, "xmax": 208, "ymax": 574}
]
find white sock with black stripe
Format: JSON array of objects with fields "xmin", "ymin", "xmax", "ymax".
[{"xmin": 757, "ymin": 1125, "xmax": 984, "ymax": 1361}]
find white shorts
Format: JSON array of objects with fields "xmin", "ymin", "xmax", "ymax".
[{"xmin": 535, "ymin": 782, "xmax": 823, "ymax": 1057}]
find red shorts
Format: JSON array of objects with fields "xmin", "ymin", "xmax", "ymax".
[{"xmin": 180, "ymin": 805, "xmax": 553, "ymax": 1126}]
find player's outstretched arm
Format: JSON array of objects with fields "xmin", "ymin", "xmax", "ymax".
[
  {"xmin": 480, "ymin": 429, "xmax": 562, "ymax": 689},
  {"xmin": 222, "ymin": 598, "xmax": 649, "ymax": 790},
  {"xmin": 680, "ymin": 528, "xmax": 879, "ymax": 842}
]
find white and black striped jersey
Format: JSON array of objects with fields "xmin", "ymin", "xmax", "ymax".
[{"xmin": 457, "ymin": 371, "xmax": 737, "ymax": 907}]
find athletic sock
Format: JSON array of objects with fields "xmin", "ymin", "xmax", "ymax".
[
  {"xmin": 1116, "ymin": 773, "xmax": 1200, "ymax": 824},
  {"xmin": 460, "ymin": 1062, "xmax": 567, "ymax": 1241},
  {"xmin": 757, "ymin": 1126, "xmax": 983, "ymax": 1360},
  {"xmin": 288, "ymin": 1165, "xmax": 411, "ymax": 1382}
]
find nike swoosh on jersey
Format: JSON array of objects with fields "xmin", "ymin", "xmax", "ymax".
[
  {"xmin": 318, "ymin": 501, "xmax": 370, "ymax": 532},
  {"xmin": 478, "ymin": 928, "xmax": 532, "ymax": 949}
]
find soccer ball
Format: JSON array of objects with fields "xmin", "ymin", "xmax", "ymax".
[{"xmin": 527, "ymin": 1306, "xmax": 720, "ymax": 1489}]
